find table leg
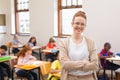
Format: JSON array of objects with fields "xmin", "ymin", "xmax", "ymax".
[
  {"xmin": 38, "ymin": 67, "xmax": 44, "ymax": 80},
  {"xmin": 111, "ymin": 60, "xmax": 113, "ymax": 80},
  {"xmin": 11, "ymin": 67, "xmax": 15, "ymax": 80},
  {"xmin": 39, "ymin": 49, "xmax": 42, "ymax": 60},
  {"xmin": 8, "ymin": 47, "xmax": 10, "ymax": 55}
]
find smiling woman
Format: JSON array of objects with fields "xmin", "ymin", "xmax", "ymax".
[{"xmin": 58, "ymin": 11, "xmax": 99, "ymax": 80}]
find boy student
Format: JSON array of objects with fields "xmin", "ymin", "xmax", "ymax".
[
  {"xmin": 100, "ymin": 42, "xmax": 120, "ymax": 70},
  {"xmin": 0, "ymin": 45, "xmax": 11, "ymax": 80}
]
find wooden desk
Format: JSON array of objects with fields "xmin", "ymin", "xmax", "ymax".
[
  {"xmin": 9, "ymin": 44, "xmax": 24, "ymax": 55},
  {"xmin": 31, "ymin": 46, "xmax": 41, "ymax": 50},
  {"xmin": 106, "ymin": 57, "xmax": 120, "ymax": 80},
  {"xmin": 42, "ymin": 49, "xmax": 58, "ymax": 53},
  {"xmin": 106, "ymin": 57, "xmax": 120, "ymax": 61},
  {"xmin": 11, "ymin": 60, "xmax": 51, "ymax": 80}
]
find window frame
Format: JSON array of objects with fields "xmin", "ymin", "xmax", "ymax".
[
  {"xmin": 14, "ymin": 0, "xmax": 30, "ymax": 35},
  {"xmin": 57, "ymin": 0, "xmax": 82, "ymax": 36}
]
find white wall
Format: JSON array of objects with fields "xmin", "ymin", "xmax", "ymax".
[
  {"xmin": 0, "ymin": 0, "xmax": 34, "ymax": 45},
  {"xmin": 0, "ymin": 0, "xmax": 12, "ymax": 45},
  {"xmin": 30, "ymin": 0, "xmax": 55, "ymax": 46},
  {"xmin": 83, "ymin": 0, "xmax": 120, "ymax": 53},
  {"xmin": 0, "ymin": 0, "xmax": 55, "ymax": 46}
]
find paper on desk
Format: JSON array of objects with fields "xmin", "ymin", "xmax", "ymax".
[
  {"xmin": 32, "ymin": 46, "xmax": 40, "ymax": 49},
  {"xmin": 27, "ymin": 61, "xmax": 42, "ymax": 65},
  {"xmin": 115, "ymin": 56, "xmax": 120, "ymax": 59}
]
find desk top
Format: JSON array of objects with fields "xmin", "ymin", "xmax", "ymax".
[
  {"xmin": 0, "ymin": 55, "xmax": 17, "ymax": 62},
  {"xmin": 106, "ymin": 57, "xmax": 120, "ymax": 61},
  {"xmin": 15, "ymin": 64, "xmax": 38, "ymax": 70},
  {"xmin": 15, "ymin": 60, "xmax": 50, "ymax": 70},
  {"xmin": 42, "ymin": 49, "xmax": 58, "ymax": 53},
  {"xmin": 31, "ymin": 46, "xmax": 41, "ymax": 50},
  {"xmin": 12, "ymin": 44, "xmax": 24, "ymax": 48}
]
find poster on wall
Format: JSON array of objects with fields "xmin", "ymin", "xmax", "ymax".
[{"xmin": 0, "ymin": 14, "xmax": 6, "ymax": 33}]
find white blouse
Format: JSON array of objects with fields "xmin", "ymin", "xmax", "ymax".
[{"xmin": 68, "ymin": 37, "xmax": 93, "ymax": 75}]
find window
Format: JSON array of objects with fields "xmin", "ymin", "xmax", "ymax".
[
  {"xmin": 58, "ymin": 0, "xmax": 83, "ymax": 36},
  {"xmin": 14, "ymin": 0, "xmax": 30, "ymax": 34}
]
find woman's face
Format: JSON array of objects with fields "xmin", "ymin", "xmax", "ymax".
[
  {"xmin": 72, "ymin": 16, "xmax": 86, "ymax": 34},
  {"xmin": 25, "ymin": 50, "xmax": 32, "ymax": 56}
]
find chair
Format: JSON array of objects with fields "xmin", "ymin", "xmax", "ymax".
[
  {"xmin": 6, "ymin": 42, "xmax": 12, "ymax": 55},
  {"xmin": 97, "ymin": 53, "xmax": 116, "ymax": 79},
  {"xmin": 115, "ymin": 68, "xmax": 120, "ymax": 80},
  {"xmin": 97, "ymin": 53, "xmax": 103, "ymax": 75}
]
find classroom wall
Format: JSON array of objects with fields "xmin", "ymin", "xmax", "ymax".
[
  {"xmin": 0, "ymin": 0, "xmax": 55, "ymax": 46},
  {"xmin": 83, "ymin": 0, "xmax": 120, "ymax": 53},
  {"xmin": 0, "ymin": 0, "xmax": 120, "ymax": 53},
  {"xmin": 29, "ymin": 0, "xmax": 55, "ymax": 46},
  {"xmin": 0, "ymin": 0, "xmax": 42, "ymax": 45},
  {"xmin": 0, "ymin": 0, "xmax": 12, "ymax": 45}
]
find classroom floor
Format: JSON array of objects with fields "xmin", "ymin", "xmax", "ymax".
[{"xmin": 98, "ymin": 69, "xmax": 116, "ymax": 80}]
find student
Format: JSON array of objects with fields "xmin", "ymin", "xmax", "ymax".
[
  {"xmin": 12, "ymin": 34, "xmax": 22, "ymax": 54},
  {"xmin": 58, "ymin": 11, "xmax": 98, "ymax": 80},
  {"xmin": 26, "ymin": 36, "xmax": 37, "ymax": 47},
  {"xmin": 45, "ymin": 37, "xmax": 58, "ymax": 62},
  {"xmin": 26, "ymin": 36, "xmax": 39, "ymax": 57},
  {"xmin": 46, "ymin": 37, "xmax": 57, "ymax": 49},
  {"xmin": 48, "ymin": 52, "xmax": 61, "ymax": 80},
  {"xmin": 100, "ymin": 42, "xmax": 120, "ymax": 70},
  {"xmin": 0, "ymin": 45, "xmax": 11, "ymax": 80},
  {"xmin": 16, "ymin": 47, "xmax": 38, "ymax": 80}
]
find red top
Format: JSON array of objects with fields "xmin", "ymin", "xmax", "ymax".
[
  {"xmin": 46, "ymin": 43, "xmax": 56, "ymax": 49},
  {"xmin": 100, "ymin": 49, "xmax": 113, "ymax": 68}
]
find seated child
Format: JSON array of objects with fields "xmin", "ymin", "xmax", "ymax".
[
  {"xmin": 46, "ymin": 37, "xmax": 57, "ymax": 49},
  {"xmin": 26, "ymin": 36, "xmax": 37, "ymax": 48},
  {"xmin": 100, "ymin": 42, "xmax": 120, "ymax": 70},
  {"xmin": 45, "ymin": 37, "xmax": 59, "ymax": 62},
  {"xmin": 0, "ymin": 45, "xmax": 11, "ymax": 80},
  {"xmin": 15, "ymin": 47, "xmax": 38, "ymax": 80},
  {"xmin": 12, "ymin": 34, "xmax": 22, "ymax": 55},
  {"xmin": 48, "ymin": 52, "xmax": 61, "ymax": 80},
  {"xmin": 26, "ymin": 36, "xmax": 39, "ymax": 58}
]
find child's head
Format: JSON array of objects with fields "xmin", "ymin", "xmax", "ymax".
[
  {"xmin": 13, "ymin": 34, "xmax": 18, "ymax": 40},
  {"xmin": 0, "ymin": 45, "xmax": 7, "ymax": 54},
  {"xmin": 49, "ymin": 37, "xmax": 55, "ymax": 43},
  {"xmin": 28, "ymin": 36, "xmax": 37, "ymax": 46},
  {"xmin": 17, "ymin": 46, "xmax": 32, "ymax": 57},
  {"xmin": 104, "ymin": 42, "xmax": 111, "ymax": 52}
]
